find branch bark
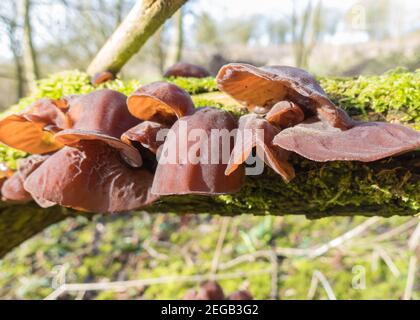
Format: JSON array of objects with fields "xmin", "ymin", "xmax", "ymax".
[
  {"xmin": 0, "ymin": 149, "xmax": 418, "ymax": 258},
  {"xmin": 86, "ymin": 0, "xmax": 188, "ymax": 76}
]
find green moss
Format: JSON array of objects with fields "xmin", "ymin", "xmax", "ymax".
[
  {"xmin": 320, "ymin": 69, "xmax": 420, "ymax": 128},
  {"xmin": 166, "ymin": 76, "xmax": 218, "ymax": 94},
  {"xmin": 0, "ymin": 69, "xmax": 418, "ymax": 216}
]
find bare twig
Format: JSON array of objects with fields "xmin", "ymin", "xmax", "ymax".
[
  {"xmin": 44, "ymin": 268, "xmax": 272, "ymax": 300},
  {"xmin": 403, "ymin": 221, "xmax": 420, "ymax": 300},
  {"xmin": 307, "ymin": 217, "xmax": 380, "ymax": 258},
  {"xmin": 408, "ymin": 221, "xmax": 420, "ymax": 251},
  {"xmin": 307, "ymin": 270, "xmax": 336, "ymax": 300},
  {"xmin": 218, "ymin": 217, "xmax": 380, "ymax": 271},
  {"xmin": 375, "ymin": 246, "xmax": 400, "ymax": 278},
  {"xmin": 210, "ymin": 217, "xmax": 231, "ymax": 274},
  {"xmin": 403, "ymin": 256, "xmax": 417, "ymax": 300},
  {"xmin": 269, "ymin": 250, "xmax": 279, "ymax": 300},
  {"xmin": 374, "ymin": 218, "xmax": 419, "ymax": 243}
]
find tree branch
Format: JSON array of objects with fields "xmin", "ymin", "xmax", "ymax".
[{"xmin": 86, "ymin": 0, "xmax": 187, "ymax": 75}]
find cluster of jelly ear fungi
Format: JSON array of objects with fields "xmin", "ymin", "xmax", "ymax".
[
  {"xmin": 0, "ymin": 63, "xmax": 419, "ymax": 213},
  {"xmin": 217, "ymin": 63, "xmax": 420, "ymax": 182}
]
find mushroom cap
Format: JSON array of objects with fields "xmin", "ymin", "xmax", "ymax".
[
  {"xmin": 152, "ymin": 107, "xmax": 245, "ymax": 195},
  {"xmin": 0, "ymin": 98, "xmax": 71, "ymax": 153},
  {"xmin": 226, "ymin": 114, "xmax": 295, "ymax": 182},
  {"xmin": 1, "ymin": 154, "xmax": 51, "ymax": 203},
  {"xmin": 121, "ymin": 121, "xmax": 168, "ymax": 154},
  {"xmin": 54, "ymin": 89, "xmax": 142, "ymax": 167},
  {"xmin": 1, "ymin": 172, "xmax": 32, "ymax": 202},
  {"xmin": 273, "ymin": 118, "xmax": 420, "ymax": 162},
  {"xmin": 196, "ymin": 281, "xmax": 225, "ymax": 300},
  {"xmin": 91, "ymin": 71, "xmax": 115, "ymax": 85},
  {"xmin": 265, "ymin": 101, "xmax": 305, "ymax": 128},
  {"xmin": 228, "ymin": 290, "xmax": 253, "ymax": 300},
  {"xmin": 164, "ymin": 62, "xmax": 210, "ymax": 78},
  {"xmin": 216, "ymin": 63, "xmax": 353, "ymax": 129},
  {"xmin": 24, "ymin": 140, "xmax": 159, "ymax": 213},
  {"xmin": 127, "ymin": 82, "xmax": 195, "ymax": 125}
]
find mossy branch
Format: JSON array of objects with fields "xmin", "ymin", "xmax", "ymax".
[
  {"xmin": 0, "ymin": 70, "xmax": 419, "ymax": 258},
  {"xmin": 86, "ymin": 0, "xmax": 187, "ymax": 76}
]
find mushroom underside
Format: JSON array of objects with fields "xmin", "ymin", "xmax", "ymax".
[
  {"xmin": 273, "ymin": 118, "xmax": 420, "ymax": 162},
  {"xmin": 226, "ymin": 114, "xmax": 295, "ymax": 182},
  {"xmin": 127, "ymin": 82, "xmax": 195, "ymax": 124},
  {"xmin": 24, "ymin": 140, "xmax": 159, "ymax": 213},
  {"xmin": 0, "ymin": 115, "xmax": 63, "ymax": 154},
  {"xmin": 216, "ymin": 63, "xmax": 354, "ymax": 129},
  {"xmin": 55, "ymin": 129, "xmax": 143, "ymax": 167}
]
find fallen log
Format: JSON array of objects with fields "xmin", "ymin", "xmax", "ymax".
[{"xmin": 0, "ymin": 71, "xmax": 418, "ymax": 258}]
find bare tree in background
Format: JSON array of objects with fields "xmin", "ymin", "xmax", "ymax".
[
  {"xmin": 194, "ymin": 13, "xmax": 221, "ymax": 47},
  {"xmin": 21, "ymin": 0, "xmax": 39, "ymax": 92},
  {"xmin": 364, "ymin": 0, "xmax": 391, "ymax": 41},
  {"xmin": 291, "ymin": 0, "xmax": 337, "ymax": 69},
  {"xmin": 266, "ymin": 18, "xmax": 289, "ymax": 45},
  {"xmin": 166, "ymin": 8, "xmax": 184, "ymax": 67},
  {"xmin": 0, "ymin": 2, "xmax": 24, "ymax": 98}
]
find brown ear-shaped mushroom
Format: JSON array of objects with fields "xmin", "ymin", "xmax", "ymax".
[
  {"xmin": 164, "ymin": 62, "xmax": 211, "ymax": 78},
  {"xmin": 216, "ymin": 63, "xmax": 353, "ymax": 130},
  {"xmin": 121, "ymin": 121, "xmax": 168, "ymax": 154},
  {"xmin": 127, "ymin": 82, "xmax": 195, "ymax": 125},
  {"xmin": 184, "ymin": 281, "xmax": 225, "ymax": 300},
  {"xmin": 0, "ymin": 98, "xmax": 71, "ymax": 154},
  {"xmin": 152, "ymin": 107, "xmax": 245, "ymax": 195},
  {"xmin": 91, "ymin": 71, "xmax": 115, "ymax": 85},
  {"xmin": 1, "ymin": 171, "xmax": 32, "ymax": 202},
  {"xmin": 228, "ymin": 290, "xmax": 253, "ymax": 300},
  {"xmin": 24, "ymin": 141, "xmax": 159, "ymax": 213},
  {"xmin": 273, "ymin": 118, "xmax": 420, "ymax": 162},
  {"xmin": 54, "ymin": 89, "xmax": 142, "ymax": 167},
  {"xmin": 265, "ymin": 101, "xmax": 305, "ymax": 128},
  {"xmin": 226, "ymin": 114, "xmax": 295, "ymax": 182},
  {"xmin": 1, "ymin": 154, "xmax": 52, "ymax": 206}
]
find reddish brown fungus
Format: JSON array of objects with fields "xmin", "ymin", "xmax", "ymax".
[
  {"xmin": 184, "ymin": 281, "xmax": 225, "ymax": 300},
  {"xmin": 164, "ymin": 62, "xmax": 210, "ymax": 78},
  {"xmin": 273, "ymin": 118, "xmax": 420, "ymax": 162},
  {"xmin": 216, "ymin": 63, "xmax": 353, "ymax": 129},
  {"xmin": 228, "ymin": 290, "xmax": 253, "ymax": 300},
  {"xmin": 127, "ymin": 82, "xmax": 195, "ymax": 125},
  {"xmin": 1, "ymin": 154, "xmax": 51, "ymax": 205},
  {"xmin": 226, "ymin": 114, "xmax": 295, "ymax": 182},
  {"xmin": 24, "ymin": 141, "xmax": 159, "ymax": 213},
  {"xmin": 265, "ymin": 101, "xmax": 305, "ymax": 128},
  {"xmin": 54, "ymin": 89, "xmax": 142, "ymax": 167},
  {"xmin": 91, "ymin": 71, "xmax": 115, "ymax": 85},
  {"xmin": 0, "ymin": 98, "xmax": 72, "ymax": 154},
  {"xmin": 121, "ymin": 121, "xmax": 168, "ymax": 154},
  {"xmin": 152, "ymin": 107, "xmax": 245, "ymax": 195}
]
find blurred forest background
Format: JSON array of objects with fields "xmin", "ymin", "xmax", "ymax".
[{"xmin": 0, "ymin": 0, "xmax": 419, "ymax": 299}]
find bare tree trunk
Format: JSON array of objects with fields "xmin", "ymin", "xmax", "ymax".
[
  {"xmin": 2, "ymin": 6, "xmax": 24, "ymax": 99},
  {"xmin": 11, "ymin": 38, "xmax": 24, "ymax": 99},
  {"xmin": 21, "ymin": 0, "xmax": 39, "ymax": 92},
  {"xmin": 87, "ymin": 0, "xmax": 188, "ymax": 76},
  {"xmin": 153, "ymin": 26, "xmax": 166, "ymax": 75},
  {"xmin": 115, "ymin": 0, "xmax": 125, "ymax": 27},
  {"xmin": 166, "ymin": 8, "xmax": 184, "ymax": 67}
]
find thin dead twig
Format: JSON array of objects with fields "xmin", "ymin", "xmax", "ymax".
[
  {"xmin": 210, "ymin": 217, "xmax": 231, "ymax": 274},
  {"xmin": 44, "ymin": 268, "xmax": 272, "ymax": 300},
  {"xmin": 307, "ymin": 270, "xmax": 336, "ymax": 300}
]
